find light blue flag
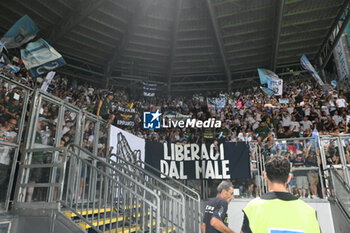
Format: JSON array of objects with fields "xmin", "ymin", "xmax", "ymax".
[
  {"xmin": 331, "ymin": 80, "xmax": 337, "ymax": 88},
  {"xmin": 6, "ymin": 65, "xmax": 20, "ymax": 73},
  {"xmin": 300, "ymin": 55, "xmax": 325, "ymax": 86},
  {"xmin": 207, "ymin": 97, "xmax": 227, "ymax": 110},
  {"xmin": 216, "ymin": 97, "xmax": 227, "ymax": 109},
  {"xmin": 260, "ymin": 86, "xmax": 275, "ymax": 97},
  {"xmin": 308, "ymin": 128, "xmax": 319, "ymax": 152},
  {"xmin": 1, "ymin": 15, "xmax": 39, "ymax": 49},
  {"xmin": 257, "ymin": 68, "xmax": 279, "ymax": 84},
  {"xmin": 20, "ymin": 38, "xmax": 66, "ymax": 77}
]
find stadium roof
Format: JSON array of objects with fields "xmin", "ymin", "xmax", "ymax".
[{"xmin": 0, "ymin": 0, "xmax": 348, "ymax": 93}]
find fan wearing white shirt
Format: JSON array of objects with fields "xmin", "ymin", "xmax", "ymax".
[
  {"xmin": 321, "ymin": 103, "xmax": 329, "ymax": 115},
  {"xmin": 301, "ymin": 116, "xmax": 313, "ymax": 131},
  {"xmin": 281, "ymin": 111, "xmax": 291, "ymax": 130},
  {"xmin": 332, "ymin": 111, "xmax": 344, "ymax": 126},
  {"xmin": 289, "ymin": 116, "xmax": 300, "ymax": 137},
  {"xmin": 336, "ymin": 94, "xmax": 347, "ymax": 109}
]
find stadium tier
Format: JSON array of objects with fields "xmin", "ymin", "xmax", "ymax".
[{"xmin": 1, "ymin": 0, "xmax": 350, "ymax": 233}]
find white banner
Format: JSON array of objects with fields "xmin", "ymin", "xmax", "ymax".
[
  {"xmin": 41, "ymin": 71, "xmax": 55, "ymax": 92},
  {"xmin": 267, "ymin": 78, "xmax": 283, "ymax": 96},
  {"xmin": 109, "ymin": 125, "xmax": 145, "ymax": 163}
]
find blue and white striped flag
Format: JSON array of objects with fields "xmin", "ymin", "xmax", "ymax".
[
  {"xmin": 260, "ymin": 86, "xmax": 275, "ymax": 97},
  {"xmin": 143, "ymin": 82, "xmax": 157, "ymax": 97},
  {"xmin": 20, "ymin": 38, "xmax": 66, "ymax": 77},
  {"xmin": 257, "ymin": 68, "xmax": 279, "ymax": 85},
  {"xmin": 300, "ymin": 55, "xmax": 325, "ymax": 86},
  {"xmin": 0, "ymin": 42, "xmax": 10, "ymax": 68},
  {"xmin": 1, "ymin": 15, "xmax": 39, "ymax": 49}
]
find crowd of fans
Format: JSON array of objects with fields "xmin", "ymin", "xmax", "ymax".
[
  {"xmin": 3, "ymin": 57, "xmax": 350, "ymax": 144},
  {"xmin": 1, "ymin": 56, "xmax": 350, "ymax": 201}
]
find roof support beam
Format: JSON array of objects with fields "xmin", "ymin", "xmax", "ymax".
[
  {"xmin": 206, "ymin": 0, "xmax": 232, "ymax": 91},
  {"xmin": 315, "ymin": 0, "xmax": 350, "ymax": 61},
  {"xmin": 271, "ymin": 0, "xmax": 285, "ymax": 71},
  {"xmin": 111, "ymin": 75, "xmax": 165, "ymax": 85},
  {"xmin": 319, "ymin": 1, "xmax": 350, "ymax": 70},
  {"xmin": 66, "ymin": 64, "xmax": 103, "ymax": 76},
  {"xmin": 104, "ymin": 0, "xmax": 143, "ymax": 88},
  {"xmin": 172, "ymin": 80, "xmax": 226, "ymax": 85},
  {"xmin": 46, "ymin": 0, "xmax": 107, "ymax": 44},
  {"xmin": 167, "ymin": 0, "xmax": 183, "ymax": 94}
]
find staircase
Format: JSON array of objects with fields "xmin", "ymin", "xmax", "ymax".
[
  {"xmin": 56, "ymin": 144, "xmax": 182, "ymax": 233},
  {"xmin": 63, "ymin": 207, "xmax": 176, "ymax": 233}
]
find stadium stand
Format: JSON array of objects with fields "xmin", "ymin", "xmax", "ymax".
[{"xmin": 1, "ymin": 0, "xmax": 350, "ymax": 233}]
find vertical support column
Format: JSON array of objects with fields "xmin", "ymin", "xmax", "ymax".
[
  {"xmin": 336, "ymin": 137, "xmax": 350, "ymax": 186},
  {"xmin": 14, "ymin": 90, "xmax": 42, "ymax": 204},
  {"xmin": 271, "ymin": 0, "xmax": 285, "ymax": 72},
  {"xmin": 167, "ymin": 0, "xmax": 183, "ymax": 95},
  {"xmin": 104, "ymin": 63, "xmax": 112, "ymax": 89},
  {"xmin": 5, "ymin": 84, "xmax": 31, "ymax": 210},
  {"xmin": 48, "ymin": 102, "xmax": 65, "ymax": 202}
]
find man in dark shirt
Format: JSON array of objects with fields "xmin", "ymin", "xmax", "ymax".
[
  {"xmin": 254, "ymin": 121, "xmax": 270, "ymax": 143},
  {"xmin": 292, "ymin": 154, "xmax": 309, "ymax": 198},
  {"xmin": 201, "ymin": 180, "xmax": 236, "ymax": 233},
  {"xmin": 96, "ymin": 92, "xmax": 115, "ymax": 127}
]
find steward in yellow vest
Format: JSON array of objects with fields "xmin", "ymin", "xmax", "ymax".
[{"xmin": 241, "ymin": 156, "xmax": 321, "ymax": 233}]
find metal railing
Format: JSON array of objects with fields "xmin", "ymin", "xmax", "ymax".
[
  {"xmin": 109, "ymin": 154, "xmax": 185, "ymax": 233},
  {"xmin": 319, "ymin": 135, "xmax": 350, "ymax": 188},
  {"xmin": 63, "ymin": 144, "xmax": 161, "ymax": 233},
  {"xmin": 329, "ymin": 135, "xmax": 350, "ymax": 185},
  {"xmin": 135, "ymin": 159, "xmax": 202, "ymax": 233},
  {"xmin": 328, "ymin": 166, "xmax": 350, "ymax": 219},
  {"xmin": 0, "ymin": 74, "xmax": 32, "ymax": 210},
  {"xmin": 203, "ymin": 138, "xmax": 327, "ymax": 199},
  {"xmin": 111, "ymin": 132, "xmax": 201, "ymax": 233},
  {"xmin": 14, "ymin": 146, "xmax": 67, "ymax": 208},
  {"xmin": 110, "ymin": 152, "xmax": 201, "ymax": 233}
]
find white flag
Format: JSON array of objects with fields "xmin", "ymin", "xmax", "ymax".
[{"xmin": 41, "ymin": 71, "xmax": 55, "ymax": 92}]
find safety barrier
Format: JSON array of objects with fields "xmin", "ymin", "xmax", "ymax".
[
  {"xmin": 135, "ymin": 159, "xmax": 202, "ymax": 233},
  {"xmin": 109, "ymin": 154, "xmax": 185, "ymax": 233},
  {"xmin": 63, "ymin": 144, "xmax": 162, "ymax": 233},
  {"xmin": 14, "ymin": 87, "xmax": 93, "ymax": 204},
  {"xmin": 319, "ymin": 135, "xmax": 350, "ymax": 185},
  {"xmin": 111, "ymin": 131, "xmax": 201, "ymax": 233},
  {"xmin": 204, "ymin": 137, "xmax": 328, "ymax": 199},
  {"xmin": 0, "ymin": 74, "xmax": 32, "ymax": 210},
  {"xmin": 328, "ymin": 166, "xmax": 350, "ymax": 219}
]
